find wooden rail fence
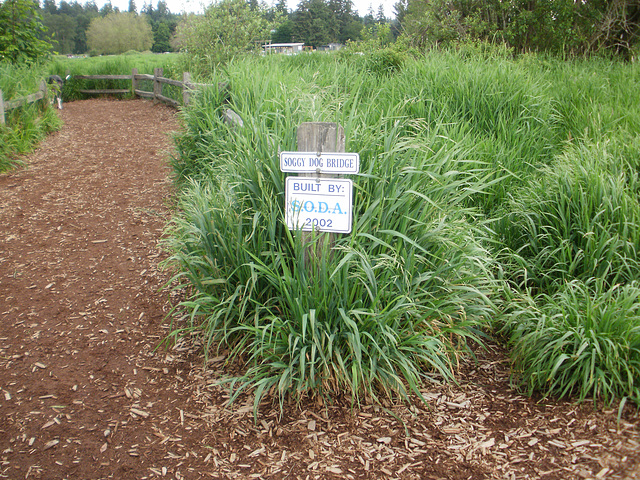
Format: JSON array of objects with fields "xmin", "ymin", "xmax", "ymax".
[
  {"xmin": 0, "ymin": 80, "xmax": 47, "ymax": 125},
  {"xmin": 1, "ymin": 69, "xmax": 206, "ymax": 124},
  {"xmin": 75, "ymin": 68, "xmax": 196, "ymax": 108}
]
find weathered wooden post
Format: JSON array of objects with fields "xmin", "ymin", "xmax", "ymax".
[
  {"xmin": 131, "ymin": 68, "xmax": 138, "ymax": 97},
  {"xmin": 297, "ymin": 122, "xmax": 345, "ymax": 264},
  {"xmin": 38, "ymin": 80, "xmax": 47, "ymax": 111},
  {"xmin": 0, "ymin": 89, "xmax": 5, "ymax": 125},
  {"xmin": 182, "ymin": 72, "xmax": 191, "ymax": 106},
  {"xmin": 281, "ymin": 123, "xmax": 357, "ymax": 267},
  {"xmin": 153, "ymin": 68, "xmax": 163, "ymax": 104}
]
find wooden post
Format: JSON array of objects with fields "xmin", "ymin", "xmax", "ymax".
[
  {"xmin": 39, "ymin": 80, "xmax": 47, "ymax": 111},
  {"xmin": 153, "ymin": 67, "xmax": 163, "ymax": 104},
  {"xmin": 182, "ymin": 72, "xmax": 191, "ymax": 106},
  {"xmin": 296, "ymin": 122, "xmax": 345, "ymax": 264},
  {"xmin": 0, "ymin": 89, "xmax": 5, "ymax": 125},
  {"xmin": 131, "ymin": 68, "xmax": 138, "ymax": 97}
]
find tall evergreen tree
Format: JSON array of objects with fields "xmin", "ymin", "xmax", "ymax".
[{"xmin": 42, "ymin": 0, "xmax": 57, "ymax": 15}]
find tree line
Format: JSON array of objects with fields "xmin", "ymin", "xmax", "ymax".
[
  {"xmin": 39, "ymin": 0, "xmax": 180, "ymax": 54},
  {"xmin": 397, "ymin": 0, "xmax": 640, "ymax": 58},
  {"xmin": 1, "ymin": 0, "xmax": 638, "ymax": 65}
]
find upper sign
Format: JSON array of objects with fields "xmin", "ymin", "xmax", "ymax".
[{"xmin": 280, "ymin": 151, "xmax": 360, "ymax": 174}]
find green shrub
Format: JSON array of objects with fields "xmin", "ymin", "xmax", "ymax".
[{"xmin": 364, "ymin": 48, "xmax": 406, "ymax": 76}]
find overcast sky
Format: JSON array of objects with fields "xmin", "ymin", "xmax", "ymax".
[{"xmin": 98, "ymin": 0, "xmax": 396, "ymax": 20}]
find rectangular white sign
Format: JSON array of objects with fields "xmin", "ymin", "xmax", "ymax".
[
  {"xmin": 280, "ymin": 151, "xmax": 360, "ymax": 174},
  {"xmin": 285, "ymin": 177, "xmax": 353, "ymax": 234}
]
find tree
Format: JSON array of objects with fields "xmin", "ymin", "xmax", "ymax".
[
  {"xmin": 363, "ymin": 4, "xmax": 375, "ymax": 26},
  {"xmin": 271, "ymin": 18, "xmax": 294, "ymax": 43},
  {"xmin": 328, "ymin": 0, "xmax": 360, "ymax": 43},
  {"xmin": 86, "ymin": 12, "xmax": 152, "ymax": 54},
  {"xmin": 42, "ymin": 0, "xmax": 57, "ymax": 15},
  {"xmin": 128, "ymin": 0, "xmax": 137, "ymax": 14},
  {"xmin": 391, "ymin": 0, "xmax": 407, "ymax": 38},
  {"xmin": 43, "ymin": 12, "xmax": 78, "ymax": 54},
  {"xmin": 99, "ymin": 1, "xmax": 114, "ymax": 17},
  {"xmin": 376, "ymin": 4, "xmax": 386, "ymax": 23},
  {"xmin": 174, "ymin": 0, "xmax": 276, "ymax": 72},
  {"xmin": 401, "ymin": 0, "xmax": 639, "ymax": 56},
  {"xmin": 0, "ymin": 0, "xmax": 52, "ymax": 64},
  {"xmin": 275, "ymin": 0, "xmax": 287, "ymax": 14},
  {"xmin": 151, "ymin": 20, "xmax": 171, "ymax": 52},
  {"xmin": 291, "ymin": 0, "xmax": 338, "ymax": 46}
]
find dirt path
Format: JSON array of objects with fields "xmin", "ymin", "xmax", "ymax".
[{"xmin": 1, "ymin": 99, "xmax": 639, "ymax": 480}]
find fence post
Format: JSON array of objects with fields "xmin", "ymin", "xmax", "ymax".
[
  {"xmin": 0, "ymin": 89, "xmax": 5, "ymax": 125},
  {"xmin": 182, "ymin": 72, "xmax": 191, "ymax": 107},
  {"xmin": 39, "ymin": 80, "xmax": 47, "ymax": 107},
  {"xmin": 153, "ymin": 67, "xmax": 163, "ymax": 104},
  {"xmin": 131, "ymin": 68, "xmax": 138, "ymax": 97},
  {"xmin": 296, "ymin": 122, "xmax": 345, "ymax": 264}
]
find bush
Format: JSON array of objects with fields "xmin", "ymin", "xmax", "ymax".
[{"xmin": 364, "ymin": 48, "xmax": 406, "ymax": 76}]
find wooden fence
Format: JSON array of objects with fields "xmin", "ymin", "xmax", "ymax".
[
  {"xmin": 75, "ymin": 68, "xmax": 196, "ymax": 108},
  {"xmin": 0, "ymin": 80, "xmax": 47, "ymax": 125},
  {"xmin": 0, "ymin": 69, "xmax": 205, "ymax": 124}
]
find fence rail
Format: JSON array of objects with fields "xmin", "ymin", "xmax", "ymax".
[
  {"xmin": 78, "ymin": 68, "xmax": 195, "ymax": 108},
  {"xmin": 0, "ymin": 70, "xmax": 208, "ymax": 125},
  {"xmin": 0, "ymin": 81, "xmax": 47, "ymax": 125}
]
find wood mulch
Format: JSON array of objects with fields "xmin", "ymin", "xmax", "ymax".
[{"xmin": 0, "ymin": 98, "xmax": 639, "ymax": 480}]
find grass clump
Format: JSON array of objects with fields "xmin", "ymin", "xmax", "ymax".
[
  {"xmin": 503, "ymin": 279, "xmax": 640, "ymax": 407},
  {"xmin": 0, "ymin": 62, "xmax": 62, "ymax": 172},
  {"xmin": 496, "ymin": 142, "xmax": 640, "ymax": 292},
  {"xmin": 163, "ymin": 56, "xmax": 497, "ymax": 412}
]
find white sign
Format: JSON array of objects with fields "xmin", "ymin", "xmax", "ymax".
[
  {"xmin": 285, "ymin": 177, "xmax": 353, "ymax": 233},
  {"xmin": 280, "ymin": 151, "xmax": 359, "ymax": 174}
]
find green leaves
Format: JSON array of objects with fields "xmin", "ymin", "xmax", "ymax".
[
  {"xmin": 0, "ymin": 0, "xmax": 52, "ymax": 64},
  {"xmin": 174, "ymin": 0, "xmax": 279, "ymax": 74}
]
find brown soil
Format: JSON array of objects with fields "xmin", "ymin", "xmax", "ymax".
[{"xmin": 1, "ymin": 98, "xmax": 639, "ymax": 480}]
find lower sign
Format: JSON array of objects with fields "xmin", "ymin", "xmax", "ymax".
[{"xmin": 285, "ymin": 177, "xmax": 353, "ymax": 233}]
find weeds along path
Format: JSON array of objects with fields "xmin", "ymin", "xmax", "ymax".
[{"xmin": 1, "ymin": 99, "xmax": 640, "ymax": 480}]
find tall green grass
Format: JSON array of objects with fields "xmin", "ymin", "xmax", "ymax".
[
  {"xmin": 0, "ymin": 62, "xmax": 62, "ymax": 172},
  {"xmin": 503, "ymin": 279, "xmax": 640, "ymax": 407},
  {"xmin": 164, "ymin": 54, "xmax": 497, "ymax": 411},
  {"xmin": 496, "ymin": 142, "xmax": 640, "ymax": 292},
  {"xmin": 165, "ymin": 49, "xmax": 640, "ymax": 411}
]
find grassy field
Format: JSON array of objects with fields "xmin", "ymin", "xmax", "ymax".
[{"xmin": 164, "ymin": 47, "xmax": 640, "ymax": 413}]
